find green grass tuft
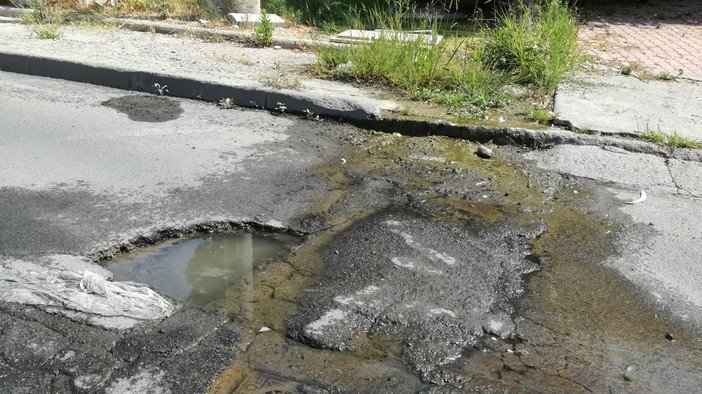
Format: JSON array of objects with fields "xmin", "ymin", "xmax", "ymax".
[
  {"xmin": 314, "ymin": 0, "xmax": 579, "ymax": 119},
  {"xmin": 641, "ymin": 129, "xmax": 702, "ymax": 149},
  {"xmin": 482, "ymin": 0, "xmax": 580, "ymax": 94},
  {"xmin": 16, "ymin": 0, "xmax": 64, "ymax": 39}
]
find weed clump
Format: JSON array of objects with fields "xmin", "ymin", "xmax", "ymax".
[
  {"xmin": 482, "ymin": 0, "xmax": 580, "ymax": 94},
  {"xmin": 641, "ymin": 130, "xmax": 702, "ymax": 149},
  {"xmin": 315, "ymin": 0, "xmax": 579, "ymax": 119},
  {"xmin": 16, "ymin": 0, "xmax": 64, "ymax": 39},
  {"xmin": 253, "ymin": 9, "xmax": 275, "ymax": 47}
]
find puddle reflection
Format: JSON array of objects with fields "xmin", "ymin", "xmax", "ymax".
[{"xmin": 109, "ymin": 231, "xmax": 299, "ymax": 309}]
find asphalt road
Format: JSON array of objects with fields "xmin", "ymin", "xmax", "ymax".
[{"xmin": 3, "ymin": 72, "xmax": 702, "ymax": 393}]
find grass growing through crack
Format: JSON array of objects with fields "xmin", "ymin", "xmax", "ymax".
[
  {"xmin": 314, "ymin": 0, "xmax": 580, "ymax": 119},
  {"xmin": 523, "ymin": 107, "xmax": 558, "ymax": 124},
  {"xmin": 641, "ymin": 129, "xmax": 702, "ymax": 149}
]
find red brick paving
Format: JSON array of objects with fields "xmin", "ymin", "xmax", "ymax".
[{"xmin": 577, "ymin": 1, "xmax": 702, "ymax": 78}]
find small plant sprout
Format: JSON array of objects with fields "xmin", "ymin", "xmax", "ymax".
[
  {"xmin": 275, "ymin": 102, "xmax": 287, "ymax": 113},
  {"xmin": 303, "ymin": 109, "xmax": 320, "ymax": 121},
  {"xmin": 217, "ymin": 98, "xmax": 236, "ymax": 109},
  {"xmin": 526, "ymin": 108, "xmax": 557, "ymax": 124},
  {"xmin": 620, "ymin": 63, "xmax": 633, "ymax": 76},
  {"xmin": 656, "ymin": 71, "xmax": 675, "ymax": 81},
  {"xmin": 153, "ymin": 83, "xmax": 169, "ymax": 96},
  {"xmin": 253, "ymin": 9, "xmax": 275, "ymax": 47},
  {"xmin": 400, "ymin": 106, "xmax": 413, "ymax": 116}
]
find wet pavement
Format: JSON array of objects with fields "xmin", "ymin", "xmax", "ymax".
[
  {"xmin": 2, "ymin": 2, "xmax": 702, "ymax": 392},
  {"xmin": 554, "ymin": 1, "xmax": 702, "ymax": 139},
  {"xmin": 1, "ymin": 75, "xmax": 702, "ymax": 392}
]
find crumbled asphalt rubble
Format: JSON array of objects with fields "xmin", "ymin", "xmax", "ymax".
[
  {"xmin": 288, "ymin": 207, "xmax": 545, "ymax": 385},
  {"xmin": 0, "ymin": 302, "xmax": 240, "ymax": 393}
]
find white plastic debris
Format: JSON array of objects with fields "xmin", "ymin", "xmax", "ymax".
[
  {"xmin": 79, "ymin": 271, "xmax": 107, "ymax": 296},
  {"xmin": 335, "ymin": 61, "xmax": 353, "ymax": 73},
  {"xmin": 258, "ymin": 326, "xmax": 272, "ymax": 333},
  {"xmin": 624, "ymin": 190, "xmax": 647, "ymax": 204},
  {"xmin": 0, "ymin": 256, "xmax": 174, "ymax": 329}
]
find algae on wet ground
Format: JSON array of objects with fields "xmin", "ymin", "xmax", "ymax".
[{"xmin": 206, "ymin": 130, "xmax": 700, "ymax": 393}]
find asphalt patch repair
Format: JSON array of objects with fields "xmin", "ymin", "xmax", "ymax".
[{"xmin": 101, "ymin": 94, "xmax": 184, "ymax": 122}]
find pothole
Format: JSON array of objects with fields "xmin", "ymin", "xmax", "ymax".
[{"xmin": 107, "ymin": 230, "xmax": 302, "ymax": 307}]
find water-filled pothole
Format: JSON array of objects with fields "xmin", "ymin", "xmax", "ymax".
[{"xmin": 108, "ymin": 231, "xmax": 301, "ymax": 307}]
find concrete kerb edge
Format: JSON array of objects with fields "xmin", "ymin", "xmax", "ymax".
[
  {"xmin": 0, "ymin": 5, "xmax": 23, "ymax": 18},
  {"xmin": 107, "ymin": 18, "xmax": 319, "ymax": 50},
  {"xmin": 0, "ymin": 51, "xmax": 374, "ymax": 120},
  {"xmin": 0, "ymin": 5, "xmax": 329, "ymax": 49},
  {"xmin": 352, "ymin": 117, "xmax": 702, "ymax": 162},
  {"xmin": 2, "ymin": 52, "xmax": 702, "ymax": 162}
]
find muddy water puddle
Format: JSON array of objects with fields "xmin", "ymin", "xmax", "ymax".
[
  {"xmin": 108, "ymin": 231, "xmax": 301, "ymax": 307},
  {"xmin": 209, "ymin": 133, "xmax": 702, "ymax": 392},
  {"xmin": 110, "ymin": 131, "xmax": 702, "ymax": 392}
]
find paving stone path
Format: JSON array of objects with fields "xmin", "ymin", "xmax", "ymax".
[{"xmin": 578, "ymin": 1, "xmax": 702, "ymax": 78}]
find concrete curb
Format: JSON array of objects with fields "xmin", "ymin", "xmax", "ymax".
[
  {"xmin": 103, "ymin": 17, "xmax": 319, "ymax": 50},
  {"xmin": 0, "ymin": 51, "xmax": 380, "ymax": 120},
  {"xmin": 2, "ymin": 5, "xmax": 701, "ymax": 162},
  {"xmin": 3, "ymin": 50, "xmax": 702, "ymax": 162},
  {"xmin": 0, "ymin": 5, "xmax": 320, "ymax": 49}
]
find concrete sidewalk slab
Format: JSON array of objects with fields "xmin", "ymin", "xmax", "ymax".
[
  {"xmin": 555, "ymin": 74, "xmax": 702, "ymax": 140},
  {"xmin": 0, "ymin": 22, "xmax": 395, "ymax": 121},
  {"xmin": 227, "ymin": 12, "xmax": 285, "ymax": 27}
]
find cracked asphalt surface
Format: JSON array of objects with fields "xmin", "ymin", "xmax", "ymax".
[{"xmin": 3, "ymin": 72, "xmax": 702, "ymax": 393}]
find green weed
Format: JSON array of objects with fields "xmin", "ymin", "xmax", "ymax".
[
  {"xmin": 524, "ymin": 107, "xmax": 557, "ymax": 124},
  {"xmin": 16, "ymin": 0, "xmax": 64, "ymax": 39},
  {"xmin": 482, "ymin": 0, "xmax": 580, "ymax": 94},
  {"xmin": 532, "ymin": 135, "xmax": 553, "ymax": 150},
  {"xmin": 640, "ymin": 129, "xmax": 666, "ymax": 145},
  {"xmin": 313, "ymin": 0, "xmax": 578, "ymax": 120},
  {"xmin": 654, "ymin": 71, "xmax": 676, "ymax": 81},
  {"xmin": 253, "ymin": 9, "xmax": 275, "ymax": 47},
  {"xmin": 666, "ymin": 132, "xmax": 702, "ymax": 149},
  {"xmin": 573, "ymin": 127, "xmax": 594, "ymax": 135},
  {"xmin": 145, "ymin": 0, "xmax": 172, "ymax": 19},
  {"xmin": 217, "ymin": 97, "xmax": 236, "ymax": 109},
  {"xmin": 641, "ymin": 129, "xmax": 702, "ymax": 149}
]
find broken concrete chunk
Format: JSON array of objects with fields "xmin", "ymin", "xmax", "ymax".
[{"xmin": 227, "ymin": 13, "xmax": 285, "ymax": 27}]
